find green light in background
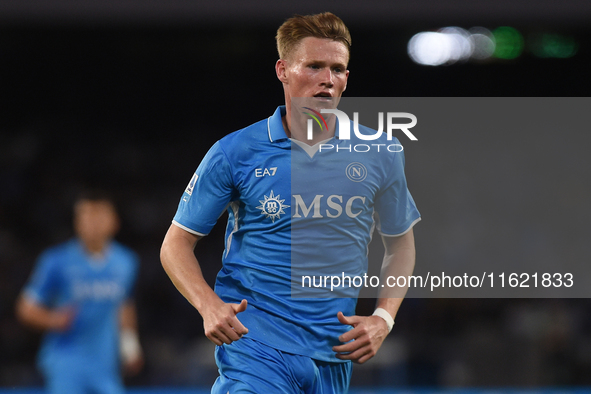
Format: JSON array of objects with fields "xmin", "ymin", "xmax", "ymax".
[
  {"xmin": 493, "ymin": 26, "xmax": 524, "ymax": 59},
  {"xmin": 530, "ymin": 33, "xmax": 578, "ymax": 58}
]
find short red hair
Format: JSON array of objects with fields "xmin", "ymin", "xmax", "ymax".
[{"xmin": 276, "ymin": 12, "xmax": 351, "ymax": 61}]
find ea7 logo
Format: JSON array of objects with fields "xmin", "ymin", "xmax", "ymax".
[
  {"xmin": 292, "ymin": 194, "xmax": 366, "ymax": 219},
  {"xmin": 255, "ymin": 167, "xmax": 277, "ymax": 177},
  {"xmin": 306, "ymin": 109, "xmax": 417, "ymax": 141}
]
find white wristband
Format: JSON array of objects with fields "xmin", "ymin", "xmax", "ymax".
[
  {"xmin": 372, "ymin": 308, "xmax": 394, "ymax": 333},
  {"xmin": 120, "ymin": 329, "xmax": 142, "ymax": 363}
]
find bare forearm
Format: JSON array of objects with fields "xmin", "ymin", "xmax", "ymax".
[
  {"xmin": 119, "ymin": 301, "xmax": 139, "ymax": 330},
  {"xmin": 377, "ymin": 230, "xmax": 416, "ymax": 320},
  {"xmin": 160, "ymin": 224, "xmax": 249, "ymax": 345},
  {"xmin": 118, "ymin": 300, "xmax": 143, "ymax": 371},
  {"xmin": 160, "ymin": 225, "xmax": 220, "ymax": 315},
  {"xmin": 15, "ymin": 296, "xmax": 70, "ymax": 332}
]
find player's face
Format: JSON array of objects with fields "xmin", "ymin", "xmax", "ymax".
[
  {"xmin": 74, "ymin": 200, "xmax": 119, "ymax": 246},
  {"xmin": 278, "ymin": 37, "xmax": 349, "ymax": 105}
]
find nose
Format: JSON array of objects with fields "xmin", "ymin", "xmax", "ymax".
[{"xmin": 319, "ymin": 67, "xmax": 334, "ymax": 87}]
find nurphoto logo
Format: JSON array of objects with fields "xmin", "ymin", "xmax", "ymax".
[{"xmin": 302, "ymin": 108, "xmax": 418, "ymax": 153}]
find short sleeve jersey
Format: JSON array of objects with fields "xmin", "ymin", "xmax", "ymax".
[
  {"xmin": 23, "ymin": 239, "xmax": 139, "ymax": 373},
  {"xmin": 173, "ymin": 106, "xmax": 420, "ymax": 362}
]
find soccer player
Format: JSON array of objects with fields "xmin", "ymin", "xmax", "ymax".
[
  {"xmin": 160, "ymin": 12, "xmax": 420, "ymax": 393},
  {"xmin": 16, "ymin": 191, "xmax": 143, "ymax": 394}
]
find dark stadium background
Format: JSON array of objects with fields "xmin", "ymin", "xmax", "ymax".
[{"xmin": 1, "ymin": 0, "xmax": 591, "ymax": 390}]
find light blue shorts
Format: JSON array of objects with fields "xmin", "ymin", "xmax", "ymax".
[
  {"xmin": 212, "ymin": 337, "xmax": 352, "ymax": 394},
  {"xmin": 42, "ymin": 359, "xmax": 124, "ymax": 394}
]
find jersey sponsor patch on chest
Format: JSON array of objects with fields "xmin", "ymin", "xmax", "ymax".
[
  {"xmin": 292, "ymin": 194, "xmax": 367, "ymax": 218},
  {"xmin": 72, "ymin": 280, "xmax": 124, "ymax": 301},
  {"xmin": 256, "ymin": 190, "xmax": 289, "ymax": 222}
]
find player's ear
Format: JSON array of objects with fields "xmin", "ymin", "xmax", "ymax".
[
  {"xmin": 343, "ymin": 69, "xmax": 350, "ymax": 92},
  {"xmin": 106, "ymin": 205, "xmax": 121, "ymax": 238},
  {"xmin": 276, "ymin": 59, "xmax": 288, "ymax": 84}
]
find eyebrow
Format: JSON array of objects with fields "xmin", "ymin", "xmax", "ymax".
[{"xmin": 307, "ymin": 59, "xmax": 348, "ymax": 69}]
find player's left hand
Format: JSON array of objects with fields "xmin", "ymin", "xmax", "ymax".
[{"xmin": 333, "ymin": 311, "xmax": 389, "ymax": 364}]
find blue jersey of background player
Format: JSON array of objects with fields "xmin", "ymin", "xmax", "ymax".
[
  {"xmin": 16, "ymin": 191, "xmax": 143, "ymax": 394},
  {"xmin": 161, "ymin": 12, "xmax": 419, "ymax": 394}
]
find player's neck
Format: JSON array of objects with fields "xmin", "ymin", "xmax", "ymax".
[
  {"xmin": 81, "ymin": 238, "xmax": 109, "ymax": 257},
  {"xmin": 282, "ymin": 111, "xmax": 336, "ymax": 146}
]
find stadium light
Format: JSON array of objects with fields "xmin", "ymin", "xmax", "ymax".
[{"xmin": 408, "ymin": 26, "xmax": 496, "ymax": 66}]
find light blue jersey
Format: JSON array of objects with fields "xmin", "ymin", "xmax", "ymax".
[
  {"xmin": 173, "ymin": 106, "xmax": 420, "ymax": 362},
  {"xmin": 24, "ymin": 239, "xmax": 138, "ymax": 390}
]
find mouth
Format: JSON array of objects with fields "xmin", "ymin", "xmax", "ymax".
[{"xmin": 314, "ymin": 92, "xmax": 333, "ymax": 99}]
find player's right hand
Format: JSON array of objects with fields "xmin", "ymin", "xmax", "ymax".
[{"xmin": 203, "ymin": 299, "xmax": 249, "ymax": 346}]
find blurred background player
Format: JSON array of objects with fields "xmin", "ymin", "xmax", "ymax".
[
  {"xmin": 161, "ymin": 12, "xmax": 419, "ymax": 393},
  {"xmin": 15, "ymin": 190, "xmax": 143, "ymax": 394}
]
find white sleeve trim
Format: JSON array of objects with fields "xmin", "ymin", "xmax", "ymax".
[
  {"xmin": 172, "ymin": 220, "xmax": 208, "ymax": 237},
  {"xmin": 379, "ymin": 217, "xmax": 421, "ymax": 237}
]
